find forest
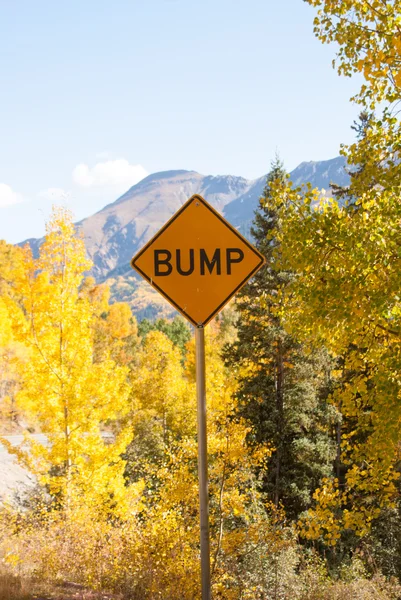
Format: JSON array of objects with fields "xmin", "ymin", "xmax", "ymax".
[{"xmin": 2, "ymin": 0, "xmax": 401, "ymax": 598}]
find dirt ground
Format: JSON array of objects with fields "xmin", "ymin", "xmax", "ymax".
[{"xmin": 1, "ymin": 578, "xmax": 122, "ymax": 600}]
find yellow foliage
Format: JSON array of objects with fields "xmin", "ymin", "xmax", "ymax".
[
  {"xmin": 2, "ymin": 208, "xmax": 134, "ymax": 515},
  {"xmin": 269, "ymin": 171, "xmax": 401, "ymax": 539},
  {"xmin": 131, "ymin": 330, "xmax": 194, "ymax": 440},
  {"xmin": 305, "ymin": 0, "xmax": 401, "ymax": 107},
  {"xmin": 0, "ymin": 324, "xmax": 285, "ymax": 599}
]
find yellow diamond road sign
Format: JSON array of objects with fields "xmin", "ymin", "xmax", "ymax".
[{"xmin": 131, "ymin": 194, "xmax": 266, "ymax": 326}]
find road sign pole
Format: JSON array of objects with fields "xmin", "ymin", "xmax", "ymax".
[
  {"xmin": 131, "ymin": 194, "xmax": 265, "ymax": 599},
  {"xmin": 195, "ymin": 325, "xmax": 211, "ymax": 600}
]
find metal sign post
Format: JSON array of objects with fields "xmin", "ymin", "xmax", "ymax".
[
  {"xmin": 130, "ymin": 194, "xmax": 266, "ymax": 600},
  {"xmin": 195, "ymin": 325, "xmax": 211, "ymax": 600}
]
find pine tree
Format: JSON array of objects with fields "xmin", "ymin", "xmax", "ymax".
[
  {"xmin": 225, "ymin": 156, "xmax": 336, "ymax": 520},
  {"xmin": 138, "ymin": 316, "xmax": 191, "ymax": 357},
  {"xmin": 331, "ymin": 110, "xmax": 374, "ymax": 204}
]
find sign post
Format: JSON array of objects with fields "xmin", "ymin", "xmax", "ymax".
[
  {"xmin": 131, "ymin": 194, "xmax": 265, "ymax": 599},
  {"xmin": 195, "ymin": 326, "xmax": 211, "ymax": 600}
]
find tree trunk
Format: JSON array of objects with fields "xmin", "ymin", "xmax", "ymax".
[{"xmin": 274, "ymin": 339, "xmax": 284, "ymax": 507}]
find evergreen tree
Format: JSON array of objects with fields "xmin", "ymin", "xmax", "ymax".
[
  {"xmin": 225, "ymin": 156, "xmax": 337, "ymax": 520},
  {"xmin": 331, "ymin": 110, "xmax": 374, "ymax": 205}
]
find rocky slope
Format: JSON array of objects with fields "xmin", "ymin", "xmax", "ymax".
[{"xmin": 77, "ymin": 169, "xmax": 255, "ymax": 280}]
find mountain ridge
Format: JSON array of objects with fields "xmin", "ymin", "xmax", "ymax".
[{"xmin": 20, "ymin": 156, "xmax": 349, "ymax": 292}]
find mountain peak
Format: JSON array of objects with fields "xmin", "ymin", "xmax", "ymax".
[
  {"xmin": 109, "ymin": 170, "xmax": 202, "ymax": 209},
  {"xmin": 290, "ymin": 156, "xmax": 347, "ymax": 188},
  {"xmin": 138, "ymin": 169, "xmax": 200, "ymax": 183}
]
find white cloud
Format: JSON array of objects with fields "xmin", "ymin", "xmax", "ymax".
[
  {"xmin": 72, "ymin": 159, "xmax": 148, "ymax": 189},
  {"xmin": 38, "ymin": 187, "xmax": 70, "ymax": 202},
  {"xmin": 0, "ymin": 183, "xmax": 24, "ymax": 208}
]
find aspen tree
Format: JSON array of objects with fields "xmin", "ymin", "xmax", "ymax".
[{"xmin": 4, "ymin": 208, "xmax": 134, "ymax": 515}]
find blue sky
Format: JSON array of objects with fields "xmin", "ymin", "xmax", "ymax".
[{"xmin": 0, "ymin": 0, "xmax": 360, "ymax": 242}]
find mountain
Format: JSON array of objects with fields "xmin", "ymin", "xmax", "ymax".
[
  {"xmin": 78, "ymin": 156, "xmax": 348, "ymax": 281},
  {"xmin": 224, "ymin": 156, "xmax": 349, "ymax": 235},
  {"xmin": 20, "ymin": 156, "xmax": 349, "ymax": 320},
  {"xmin": 76, "ymin": 170, "xmax": 257, "ymax": 281},
  {"xmin": 290, "ymin": 155, "xmax": 349, "ymax": 189}
]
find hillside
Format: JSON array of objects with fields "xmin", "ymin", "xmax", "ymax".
[{"xmin": 21, "ymin": 156, "xmax": 349, "ymax": 320}]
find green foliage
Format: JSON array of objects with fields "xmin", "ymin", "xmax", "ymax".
[
  {"xmin": 266, "ymin": 0, "xmax": 401, "ymax": 545},
  {"xmin": 364, "ymin": 498, "xmax": 401, "ymax": 580},
  {"xmin": 225, "ymin": 157, "xmax": 337, "ymax": 520},
  {"xmin": 138, "ymin": 316, "xmax": 191, "ymax": 355}
]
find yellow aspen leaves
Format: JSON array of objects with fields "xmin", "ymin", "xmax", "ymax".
[{"xmin": 2, "ymin": 208, "xmax": 134, "ymax": 516}]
